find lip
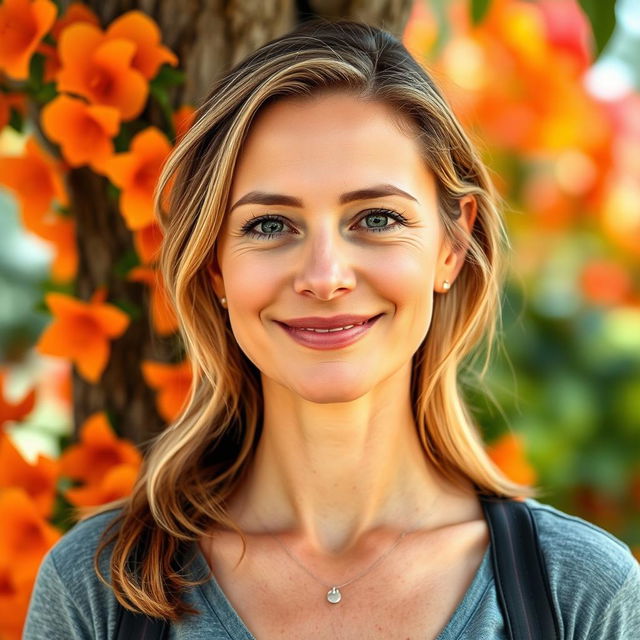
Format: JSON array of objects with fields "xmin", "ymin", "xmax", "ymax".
[
  {"xmin": 276, "ymin": 313, "xmax": 383, "ymax": 350},
  {"xmin": 279, "ymin": 314, "xmax": 378, "ymax": 329}
]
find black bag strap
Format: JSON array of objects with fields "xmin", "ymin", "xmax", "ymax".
[
  {"xmin": 113, "ymin": 541, "xmax": 172, "ymax": 637},
  {"xmin": 480, "ymin": 495, "xmax": 560, "ymax": 640},
  {"xmin": 114, "ymin": 605, "xmax": 169, "ymax": 640},
  {"xmin": 114, "ymin": 496, "xmax": 560, "ymax": 640}
]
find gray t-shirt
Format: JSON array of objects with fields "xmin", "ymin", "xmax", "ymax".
[{"xmin": 23, "ymin": 498, "xmax": 640, "ymax": 639}]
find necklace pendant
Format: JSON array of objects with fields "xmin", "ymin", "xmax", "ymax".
[{"xmin": 327, "ymin": 587, "xmax": 342, "ymax": 604}]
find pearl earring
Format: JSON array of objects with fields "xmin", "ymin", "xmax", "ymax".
[
  {"xmin": 219, "ymin": 297, "xmax": 227, "ymax": 307},
  {"xmin": 442, "ymin": 280, "xmax": 451, "ymax": 292}
]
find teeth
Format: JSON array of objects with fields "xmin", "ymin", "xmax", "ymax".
[
  {"xmin": 333, "ymin": 324, "xmax": 355, "ymax": 331},
  {"xmin": 299, "ymin": 320, "xmax": 366, "ymax": 332}
]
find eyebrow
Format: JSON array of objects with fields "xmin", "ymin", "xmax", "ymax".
[{"xmin": 228, "ymin": 183, "xmax": 419, "ymax": 213}]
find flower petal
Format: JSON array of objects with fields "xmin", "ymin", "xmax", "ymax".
[
  {"xmin": 106, "ymin": 10, "xmax": 178, "ymax": 79},
  {"xmin": 0, "ymin": 0, "xmax": 58, "ymax": 80}
]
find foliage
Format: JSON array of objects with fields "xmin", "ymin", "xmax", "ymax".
[{"xmin": 0, "ymin": 2, "xmax": 192, "ymax": 636}]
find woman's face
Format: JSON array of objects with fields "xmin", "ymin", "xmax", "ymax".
[{"xmin": 210, "ymin": 92, "xmax": 474, "ymax": 403}]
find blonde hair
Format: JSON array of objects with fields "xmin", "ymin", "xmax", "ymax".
[{"xmin": 90, "ymin": 19, "xmax": 540, "ymax": 620}]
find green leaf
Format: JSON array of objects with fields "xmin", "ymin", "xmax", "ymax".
[
  {"xmin": 113, "ymin": 249, "xmax": 141, "ymax": 278},
  {"xmin": 51, "ymin": 0, "xmax": 64, "ymax": 19},
  {"xmin": 51, "ymin": 489, "xmax": 76, "ymax": 532},
  {"xmin": 578, "ymin": 0, "xmax": 616, "ymax": 57},
  {"xmin": 112, "ymin": 121, "xmax": 148, "ymax": 153},
  {"xmin": 8, "ymin": 107, "xmax": 24, "ymax": 132},
  {"xmin": 42, "ymin": 32, "xmax": 56, "ymax": 47},
  {"xmin": 54, "ymin": 204, "xmax": 73, "ymax": 218},
  {"xmin": 151, "ymin": 65, "xmax": 185, "ymax": 89},
  {"xmin": 33, "ymin": 82, "xmax": 57, "ymax": 104},
  {"xmin": 107, "ymin": 181, "xmax": 121, "ymax": 202},
  {"xmin": 27, "ymin": 52, "xmax": 46, "ymax": 91},
  {"xmin": 470, "ymin": 0, "xmax": 492, "ymax": 25},
  {"xmin": 149, "ymin": 83, "xmax": 176, "ymax": 141},
  {"xmin": 111, "ymin": 298, "xmax": 142, "ymax": 321}
]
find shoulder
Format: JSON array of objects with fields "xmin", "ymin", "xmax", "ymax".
[
  {"xmin": 523, "ymin": 498, "xmax": 640, "ymax": 638},
  {"xmin": 47, "ymin": 507, "xmax": 124, "ymax": 587},
  {"xmin": 24, "ymin": 508, "xmax": 125, "ymax": 639},
  {"xmin": 525, "ymin": 498, "xmax": 636, "ymax": 589}
]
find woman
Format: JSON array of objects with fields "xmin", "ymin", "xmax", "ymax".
[{"xmin": 25, "ymin": 19, "xmax": 639, "ymax": 639}]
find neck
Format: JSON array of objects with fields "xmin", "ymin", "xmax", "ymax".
[{"xmin": 223, "ymin": 365, "xmax": 473, "ymax": 557}]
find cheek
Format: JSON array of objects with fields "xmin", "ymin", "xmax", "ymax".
[
  {"xmin": 377, "ymin": 244, "xmax": 438, "ymax": 351},
  {"xmin": 220, "ymin": 255, "xmax": 281, "ymax": 361},
  {"xmin": 227, "ymin": 258, "xmax": 277, "ymax": 307},
  {"xmin": 374, "ymin": 242, "xmax": 438, "ymax": 305}
]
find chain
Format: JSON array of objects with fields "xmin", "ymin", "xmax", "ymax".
[{"xmin": 254, "ymin": 512, "xmax": 408, "ymax": 591}]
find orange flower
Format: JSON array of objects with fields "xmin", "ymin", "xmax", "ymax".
[
  {"xmin": 402, "ymin": 0, "xmax": 437, "ymax": 61},
  {"xmin": 0, "ymin": 433, "xmax": 58, "ymax": 518},
  {"xmin": 0, "ymin": 371, "xmax": 35, "ymax": 429},
  {"xmin": 0, "ymin": 0, "xmax": 57, "ymax": 80},
  {"xmin": 432, "ymin": 0, "xmax": 610, "ymax": 157},
  {"xmin": 601, "ymin": 177, "xmax": 640, "ymax": 257},
  {"xmin": 51, "ymin": 361, "xmax": 73, "ymax": 407},
  {"xmin": 132, "ymin": 221, "xmax": 163, "ymax": 264},
  {"xmin": 37, "ymin": 291, "xmax": 130, "ymax": 383},
  {"xmin": 50, "ymin": 1, "xmax": 99, "ymax": 41},
  {"xmin": 128, "ymin": 266, "xmax": 178, "ymax": 335},
  {"xmin": 141, "ymin": 360, "xmax": 192, "ymax": 422},
  {"xmin": 103, "ymin": 127, "xmax": 172, "ymax": 229},
  {"xmin": 31, "ymin": 215, "xmax": 78, "ymax": 282},
  {"xmin": 56, "ymin": 22, "xmax": 148, "ymax": 121},
  {"xmin": 65, "ymin": 462, "xmax": 139, "ymax": 507},
  {"xmin": 59, "ymin": 412, "xmax": 141, "ymax": 486},
  {"xmin": 0, "ymin": 137, "xmax": 67, "ymax": 234},
  {"xmin": 173, "ymin": 104, "xmax": 196, "ymax": 141},
  {"xmin": 36, "ymin": 3, "xmax": 98, "ymax": 84},
  {"xmin": 106, "ymin": 11, "xmax": 178, "ymax": 80},
  {"xmin": 487, "ymin": 431, "xmax": 537, "ymax": 486},
  {"xmin": 41, "ymin": 95, "xmax": 120, "ymax": 170},
  {"xmin": 0, "ymin": 557, "xmax": 33, "ymax": 640},
  {"xmin": 0, "ymin": 488, "xmax": 61, "ymax": 586},
  {"xmin": 580, "ymin": 260, "xmax": 632, "ymax": 306}
]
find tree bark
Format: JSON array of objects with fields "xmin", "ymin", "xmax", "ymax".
[{"xmin": 66, "ymin": 0, "xmax": 412, "ymax": 443}]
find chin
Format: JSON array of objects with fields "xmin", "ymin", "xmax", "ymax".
[{"xmin": 291, "ymin": 376, "xmax": 373, "ymax": 404}]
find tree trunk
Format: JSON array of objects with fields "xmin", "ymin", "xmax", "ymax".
[{"xmin": 67, "ymin": 0, "xmax": 412, "ymax": 443}]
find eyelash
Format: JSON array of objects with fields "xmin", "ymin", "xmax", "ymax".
[{"xmin": 239, "ymin": 208, "xmax": 410, "ymax": 240}]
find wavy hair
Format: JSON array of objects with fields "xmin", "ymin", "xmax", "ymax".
[{"xmin": 89, "ymin": 19, "xmax": 540, "ymax": 620}]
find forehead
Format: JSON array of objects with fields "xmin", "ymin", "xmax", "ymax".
[{"xmin": 230, "ymin": 92, "xmax": 434, "ymax": 201}]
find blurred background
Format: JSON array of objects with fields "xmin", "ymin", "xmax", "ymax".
[
  {"xmin": 0, "ymin": 1, "xmax": 639, "ymax": 635},
  {"xmin": 403, "ymin": 0, "xmax": 640, "ymax": 545}
]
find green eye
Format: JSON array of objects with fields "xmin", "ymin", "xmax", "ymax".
[
  {"xmin": 363, "ymin": 213, "xmax": 389, "ymax": 229},
  {"xmin": 258, "ymin": 220, "xmax": 284, "ymax": 234},
  {"xmin": 357, "ymin": 209, "xmax": 407, "ymax": 233},
  {"xmin": 240, "ymin": 215, "xmax": 291, "ymax": 239},
  {"xmin": 240, "ymin": 208, "xmax": 409, "ymax": 240}
]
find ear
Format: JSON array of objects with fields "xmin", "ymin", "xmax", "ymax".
[
  {"xmin": 435, "ymin": 195, "xmax": 477, "ymax": 293},
  {"xmin": 206, "ymin": 247, "xmax": 226, "ymax": 300}
]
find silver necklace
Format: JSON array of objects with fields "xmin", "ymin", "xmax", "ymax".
[{"xmin": 260, "ymin": 520, "xmax": 408, "ymax": 604}]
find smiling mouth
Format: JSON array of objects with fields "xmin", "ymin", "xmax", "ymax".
[
  {"xmin": 281, "ymin": 313, "xmax": 384, "ymax": 332},
  {"xmin": 287, "ymin": 320, "xmax": 369, "ymax": 333},
  {"xmin": 276, "ymin": 313, "xmax": 384, "ymax": 350}
]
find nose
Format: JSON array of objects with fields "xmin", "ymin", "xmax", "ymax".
[{"xmin": 292, "ymin": 225, "xmax": 356, "ymax": 300}]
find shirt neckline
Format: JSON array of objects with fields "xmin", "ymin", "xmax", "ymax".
[{"xmin": 190, "ymin": 539, "xmax": 493, "ymax": 639}]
